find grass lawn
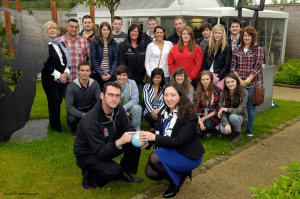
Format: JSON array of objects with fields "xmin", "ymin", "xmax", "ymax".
[{"xmin": 1, "ymin": 82, "xmax": 300, "ymax": 198}]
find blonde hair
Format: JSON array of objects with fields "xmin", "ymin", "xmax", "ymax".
[
  {"xmin": 178, "ymin": 26, "xmax": 195, "ymax": 53},
  {"xmin": 44, "ymin": 21, "xmax": 59, "ymax": 36},
  {"xmin": 208, "ymin": 24, "xmax": 227, "ymax": 56}
]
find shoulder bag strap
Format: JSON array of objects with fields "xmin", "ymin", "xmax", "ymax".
[{"xmin": 254, "ymin": 47, "xmax": 263, "ymax": 87}]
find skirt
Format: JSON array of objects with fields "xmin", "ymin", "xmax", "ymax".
[{"xmin": 155, "ymin": 148, "xmax": 203, "ymax": 186}]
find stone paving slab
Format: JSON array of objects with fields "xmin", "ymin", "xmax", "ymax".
[{"xmin": 9, "ymin": 119, "xmax": 48, "ymax": 142}]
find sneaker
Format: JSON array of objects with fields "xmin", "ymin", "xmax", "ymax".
[
  {"xmin": 247, "ymin": 130, "xmax": 253, "ymax": 137},
  {"xmin": 72, "ymin": 132, "xmax": 77, "ymax": 137}
]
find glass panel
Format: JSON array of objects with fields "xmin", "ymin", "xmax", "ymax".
[{"xmin": 257, "ymin": 18, "xmax": 284, "ymax": 65}]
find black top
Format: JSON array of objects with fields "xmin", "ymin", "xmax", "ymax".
[
  {"xmin": 73, "ymin": 99, "xmax": 136, "ymax": 160},
  {"xmin": 167, "ymin": 31, "xmax": 180, "ymax": 45},
  {"xmin": 147, "ymin": 107, "xmax": 205, "ymax": 160},
  {"xmin": 42, "ymin": 43, "xmax": 67, "ymax": 82},
  {"xmin": 227, "ymin": 37, "xmax": 241, "ymax": 52},
  {"xmin": 201, "ymin": 44, "xmax": 232, "ymax": 81},
  {"xmin": 119, "ymin": 39, "xmax": 147, "ymax": 84}
]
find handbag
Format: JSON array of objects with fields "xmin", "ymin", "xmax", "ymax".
[
  {"xmin": 252, "ymin": 48, "xmax": 265, "ymax": 106},
  {"xmin": 143, "ymin": 42, "xmax": 164, "ymax": 84}
]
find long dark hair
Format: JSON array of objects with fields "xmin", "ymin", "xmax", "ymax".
[
  {"xmin": 223, "ymin": 73, "xmax": 244, "ymax": 108},
  {"xmin": 149, "ymin": 68, "xmax": 165, "ymax": 95},
  {"xmin": 163, "ymin": 82, "xmax": 194, "ymax": 120},
  {"xmin": 196, "ymin": 70, "xmax": 215, "ymax": 108},
  {"xmin": 98, "ymin": 22, "xmax": 113, "ymax": 45},
  {"xmin": 127, "ymin": 24, "xmax": 142, "ymax": 45}
]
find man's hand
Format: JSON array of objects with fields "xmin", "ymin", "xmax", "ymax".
[
  {"xmin": 116, "ymin": 132, "xmax": 136, "ymax": 147},
  {"xmin": 140, "ymin": 142, "xmax": 149, "ymax": 150}
]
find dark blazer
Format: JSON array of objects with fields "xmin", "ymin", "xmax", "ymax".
[
  {"xmin": 119, "ymin": 39, "xmax": 147, "ymax": 84},
  {"xmin": 202, "ymin": 44, "xmax": 232, "ymax": 81},
  {"xmin": 42, "ymin": 43, "xmax": 68, "ymax": 82},
  {"xmin": 90, "ymin": 37, "xmax": 119, "ymax": 77},
  {"xmin": 147, "ymin": 107, "xmax": 205, "ymax": 160}
]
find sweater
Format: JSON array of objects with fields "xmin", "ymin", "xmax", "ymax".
[
  {"xmin": 145, "ymin": 41, "xmax": 173, "ymax": 78},
  {"xmin": 168, "ymin": 44, "xmax": 203, "ymax": 80},
  {"xmin": 65, "ymin": 77, "xmax": 101, "ymax": 118},
  {"xmin": 115, "ymin": 78, "xmax": 139, "ymax": 112}
]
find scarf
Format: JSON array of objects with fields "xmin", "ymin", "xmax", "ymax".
[
  {"xmin": 49, "ymin": 38, "xmax": 71, "ymax": 68},
  {"xmin": 161, "ymin": 107, "xmax": 178, "ymax": 137}
]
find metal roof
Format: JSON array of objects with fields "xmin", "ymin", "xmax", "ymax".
[{"xmin": 67, "ymin": 0, "xmax": 175, "ymax": 15}]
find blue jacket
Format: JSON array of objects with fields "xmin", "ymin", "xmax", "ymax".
[{"xmin": 90, "ymin": 37, "xmax": 119, "ymax": 77}]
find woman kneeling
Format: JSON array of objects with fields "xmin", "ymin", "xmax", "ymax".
[
  {"xmin": 218, "ymin": 73, "xmax": 248, "ymax": 143},
  {"xmin": 140, "ymin": 82, "xmax": 205, "ymax": 198}
]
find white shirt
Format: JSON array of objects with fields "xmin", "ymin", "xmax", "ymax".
[
  {"xmin": 145, "ymin": 41, "xmax": 173, "ymax": 78},
  {"xmin": 48, "ymin": 42, "xmax": 70, "ymax": 81}
]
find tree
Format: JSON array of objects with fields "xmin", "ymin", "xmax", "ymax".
[
  {"xmin": 79, "ymin": 0, "xmax": 121, "ymax": 24},
  {"xmin": 221, "ymin": 0, "xmax": 235, "ymax": 6},
  {"xmin": 271, "ymin": 0, "xmax": 279, "ymax": 4}
]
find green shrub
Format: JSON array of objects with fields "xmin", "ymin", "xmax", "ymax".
[
  {"xmin": 249, "ymin": 160, "xmax": 300, "ymax": 198},
  {"xmin": 58, "ymin": 27, "xmax": 67, "ymax": 37},
  {"xmin": 274, "ymin": 58, "xmax": 300, "ymax": 85}
]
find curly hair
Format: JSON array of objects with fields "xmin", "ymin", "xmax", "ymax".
[
  {"xmin": 223, "ymin": 73, "xmax": 244, "ymax": 108},
  {"xmin": 163, "ymin": 82, "xmax": 194, "ymax": 120}
]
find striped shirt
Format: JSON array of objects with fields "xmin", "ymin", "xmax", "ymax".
[
  {"xmin": 59, "ymin": 34, "xmax": 90, "ymax": 82},
  {"xmin": 100, "ymin": 46, "xmax": 110, "ymax": 75},
  {"xmin": 143, "ymin": 83, "xmax": 165, "ymax": 115}
]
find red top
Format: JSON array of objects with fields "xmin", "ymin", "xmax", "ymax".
[{"xmin": 168, "ymin": 44, "xmax": 203, "ymax": 80}]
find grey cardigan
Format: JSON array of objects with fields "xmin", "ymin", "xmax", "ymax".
[{"xmin": 219, "ymin": 88, "xmax": 248, "ymax": 128}]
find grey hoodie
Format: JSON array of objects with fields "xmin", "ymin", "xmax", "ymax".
[{"xmin": 115, "ymin": 78, "xmax": 139, "ymax": 112}]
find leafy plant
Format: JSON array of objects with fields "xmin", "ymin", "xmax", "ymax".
[
  {"xmin": 274, "ymin": 58, "xmax": 300, "ymax": 85},
  {"xmin": 249, "ymin": 160, "xmax": 300, "ymax": 198}
]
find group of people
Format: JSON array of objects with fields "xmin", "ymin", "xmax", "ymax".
[{"xmin": 41, "ymin": 14, "xmax": 263, "ymax": 198}]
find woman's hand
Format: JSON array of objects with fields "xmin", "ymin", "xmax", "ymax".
[
  {"xmin": 214, "ymin": 77, "xmax": 220, "ymax": 85},
  {"xmin": 198, "ymin": 116, "xmax": 206, "ymax": 131},
  {"xmin": 106, "ymin": 74, "xmax": 112, "ymax": 80},
  {"xmin": 101, "ymin": 75, "xmax": 107, "ymax": 81},
  {"xmin": 224, "ymin": 125, "xmax": 231, "ymax": 135},
  {"xmin": 151, "ymin": 109, "xmax": 159, "ymax": 120},
  {"xmin": 59, "ymin": 72, "xmax": 68, "ymax": 83},
  {"xmin": 218, "ymin": 108, "xmax": 228, "ymax": 119},
  {"xmin": 201, "ymin": 116, "xmax": 207, "ymax": 123},
  {"xmin": 139, "ymin": 131, "xmax": 156, "ymax": 142},
  {"xmin": 240, "ymin": 79, "xmax": 247, "ymax": 87}
]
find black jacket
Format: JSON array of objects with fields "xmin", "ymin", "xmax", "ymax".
[
  {"xmin": 42, "ymin": 43, "xmax": 67, "ymax": 82},
  {"xmin": 142, "ymin": 31, "xmax": 167, "ymax": 47},
  {"xmin": 147, "ymin": 107, "xmax": 205, "ymax": 160},
  {"xmin": 227, "ymin": 37, "xmax": 241, "ymax": 51},
  {"xmin": 167, "ymin": 31, "xmax": 179, "ymax": 45},
  {"xmin": 202, "ymin": 44, "xmax": 232, "ymax": 81},
  {"xmin": 73, "ymin": 99, "xmax": 136, "ymax": 160},
  {"xmin": 119, "ymin": 39, "xmax": 147, "ymax": 84}
]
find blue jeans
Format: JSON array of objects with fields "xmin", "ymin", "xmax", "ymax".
[
  {"xmin": 246, "ymin": 83, "xmax": 260, "ymax": 130},
  {"xmin": 144, "ymin": 112, "xmax": 157, "ymax": 129},
  {"xmin": 220, "ymin": 114, "xmax": 243, "ymax": 135},
  {"xmin": 164, "ymin": 77, "xmax": 170, "ymax": 84},
  {"xmin": 127, "ymin": 105, "xmax": 142, "ymax": 131},
  {"xmin": 136, "ymin": 83, "xmax": 144, "ymax": 107}
]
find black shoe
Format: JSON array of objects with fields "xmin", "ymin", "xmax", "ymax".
[
  {"xmin": 163, "ymin": 171, "xmax": 192, "ymax": 198},
  {"xmin": 72, "ymin": 131, "xmax": 77, "ymax": 137},
  {"xmin": 121, "ymin": 171, "xmax": 143, "ymax": 183},
  {"xmin": 82, "ymin": 170, "xmax": 96, "ymax": 189},
  {"xmin": 246, "ymin": 129, "xmax": 254, "ymax": 137},
  {"xmin": 231, "ymin": 132, "xmax": 242, "ymax": 143}
]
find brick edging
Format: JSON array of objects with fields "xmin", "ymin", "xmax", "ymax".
[{"xmin": 274, "ymin": 83, "xmax": 300, "ymax": 89}]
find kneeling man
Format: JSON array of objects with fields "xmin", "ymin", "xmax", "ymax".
[
  {"xmin": 66, "ymin": 61, "xmax": 101, "ymax": 136},
  {"xmin": 73, "ymin": 82, "xmax": 143, "ymax": 189},
  {"xmin": 115, "ymin": 65, "xmax": 142, "ymax": 130}
]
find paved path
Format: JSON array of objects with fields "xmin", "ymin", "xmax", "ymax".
[
  {"xmin": 151, "ymin": 119, "xmax": 300, "ymax": 199},
  {"xmin": 273, "ymin": 86, "xmax": 300, "ymax": 101}
]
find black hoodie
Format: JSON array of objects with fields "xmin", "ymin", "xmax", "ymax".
[{"xmin": 167, "ymin": 31, "xmax": 179, "ymax": 45}]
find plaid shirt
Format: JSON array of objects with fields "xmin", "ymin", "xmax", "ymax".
[
  {"xmin": 193, "ymin": 86, "xmax": 222, "ymax": 124},
  {"xmin": 230, "ymin": 36, "xmax": 240, "ymax": 52},
  {"xmin": 231, "ymin": 45, "xmax": 264, "ymax": 88},
  {"xmin": 59, "ymin": 34, "xmax": 90, "ymax": 82}
]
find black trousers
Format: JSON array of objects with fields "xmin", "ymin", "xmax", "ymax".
[
  {"xmin": 93, "ymin": 73, "xmax": 116, "ymax": 91},
  {"xmin": 66, "ymin": 114, "xmax": 81, "ymax": 133},
  {"xmin": 42, "ymin": 80, "xmax": 64, "ymax": 132},
  {"xmin": 76, "ymin": 142, "xmax": 141, "ymax": 187},
  {"xmin": 197, "ymin": 118, "xmax": 217, "ymax": 137}
]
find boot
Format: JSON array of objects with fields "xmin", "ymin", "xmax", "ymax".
[
  {"xmin": 231, "ymin": 131, "xmax": 241, "ymax": 143},
  {"xmin": 82, "ymin": 170, "xmax": 96, "ymax": 189}
]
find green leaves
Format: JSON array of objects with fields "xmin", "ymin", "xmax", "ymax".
[
  {"xmin": 249, "ymin": 160, "xmax": 300, "ymax": 198},
  {"xmin": 274, "ymin": 58, "xmax": 300, "ymax": 85}
]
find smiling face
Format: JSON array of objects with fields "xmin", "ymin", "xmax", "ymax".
[
  {"xmin": 153, "ymin": 74, "xmax": 162, "ymax": 85},
  {"xmin": 225, "ymin": 77, "xmax": 237, "ymax": 93},
  {"xmin": 82, "ymin": 18, "xmax": 93, "ymax": 32},
  {"xmin": 116, "ymin": 73, "xmax": 128, "ymax": 85},
  {"xmin": 47, "ymin": 25, "xmax": 57, "ymax": 39},
  {"xmin": 243, "ymin": 31, "xmax": 252, "ymax": 45},
  {"xmin": 229, "ymin": 22, "xmax": 241, "ymax": 36},
  {"xmin": 113, "ymin": 19, "xmax": 123, "ymax": 33},
  {"xmin": 214, "ymin": 29, "xmax": 223, "ymax": 42},
  {"xmin": 164, "ymin": 86, "xmax": 180, "ymax": 112},
  {"xmin": 101, "ymin": 25, "xmax": 110, "ymax": 39},
  {"xmin": 130, "ymin": 27, "xmax": 139, "ymax": 41},
  {"xmin": 78, "ymin": 65, "xmax": 91, "ymax": 81},
  {"xmin": 201, "ymin": 75, "xmax": 211, "ymax": 89},
  {"xmin": 175, "ymin": 73, "xmax": 185, "ymax": 85},
  {"xmin": 154, "ymin": 28, "xmax": 164, "ymax": 41},
  {"xmin": 67, "ymin": 21, "xmax": 79, "ymax": 37},
  {"xmin": 182, "ymin": 30, "xmax": 191, "ymax": 44}
]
